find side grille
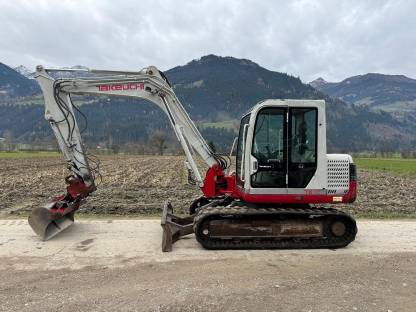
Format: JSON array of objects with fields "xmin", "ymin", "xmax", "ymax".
[{"xmin": 327, "ymin": 158, "xmax": 350, "ymax": 194}]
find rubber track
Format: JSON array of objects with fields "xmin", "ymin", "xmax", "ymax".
[{"xmin": 194, "ymin": 204, "xmax": 357, "ymax": 250}]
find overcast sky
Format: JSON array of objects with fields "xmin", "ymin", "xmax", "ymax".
[{"xmin": 0, "ymin": 0, "xmax": 415, "ymax": 82}]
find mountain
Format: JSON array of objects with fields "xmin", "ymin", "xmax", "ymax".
[
  {"xmin": 166, "ymin": 56, "xmax": 414, "ymax": 151},
  {"xmin": 309, "ymin": 77, "xmax": 328, "ymax": 89},
  {"xmin": 0, "ymin": 56, "xmax": 415, "ymax": 152},
  {"xmin": 13, "ymin": 65, "xmax": 94, "ymax": 80},
  {"xmin": 166, "ymin": 55, "xmax": 325, "ymax": 120},
  {"xmin": 310, "ymin": 73, "xmax": 416, "ymax": 115},
  {"xmin": 13, "ymin": 65, "xmax": 35, "ymax": 79},
  {"xmin": 0, "ymin": 63, "xmax": 39, "ymax": 98},
  {"xmin": 48, "ymin": 65, "xmax": 94, "ymax": 79}
]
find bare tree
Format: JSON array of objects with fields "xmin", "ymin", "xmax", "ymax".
[
  {"xmin": 148, "ymin": 130, "xmax": 167, "ymax": 155},
  {"xmin": 3, "ymin": 130, "xmax": 15, "ymax": 152}
]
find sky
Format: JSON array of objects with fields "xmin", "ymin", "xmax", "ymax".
[{"xmin": 0, "ymin": 0, "xmax": 415, "ymax": 82}]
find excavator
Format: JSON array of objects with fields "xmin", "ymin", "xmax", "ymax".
[{"xmin": 29, "ymin": 65, "xmax": 357, "ymax": 252}]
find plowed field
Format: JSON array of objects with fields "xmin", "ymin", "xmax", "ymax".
[{"xmin": 0, "ymin": 155, "xmax": 415, "ymax": 216}]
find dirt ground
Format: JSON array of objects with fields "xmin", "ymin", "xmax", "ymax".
[
  {"xmin": 0, "ymin": 155, "xmax": 415, "ymax": 216},
  {"xmin": 0, "ymin": 155, "xmax": 200, "ymax": 215},
  {"xmin": 0, "ymin": 254, "xmax": 414, "ymax": 312},
  {"xmin": 1, "ymin": 219, "xmax": 415, "ymax": 312}
]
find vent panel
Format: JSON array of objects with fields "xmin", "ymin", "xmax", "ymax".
[{"xmin": 327, "ymin": 158, "xmax": 350, "ymax": 191}]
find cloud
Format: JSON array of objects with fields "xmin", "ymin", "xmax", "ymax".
[{"xmin": 0, "ymin": 0, "xmax": 415, "ymax": 82}]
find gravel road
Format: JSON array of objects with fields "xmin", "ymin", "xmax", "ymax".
[{"xmin": 1, "ymin": 219, "xmax": 415, "ymax": 311}]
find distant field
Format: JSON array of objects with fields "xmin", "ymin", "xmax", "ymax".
[
  {"xmin": 199, "ymin": 120, "xmax": 238, "ymax": 130},
  {"xmin": 1, "ymin": 152, "xmax": 415, "ymax": 176},
  {"xmin": 12, "ymin": 95, "xmax": 88, "ymax": 107},
  {"xmin": 355, "ymin": 157, "xmax": 416, "ymax": 175},
  {"xmin": 0, "ymin": 151, "xmax": 59, "ymax": 159},
  {"xmin": 13, "ymin": 95, "xmax": 43, "ymax": 106}
]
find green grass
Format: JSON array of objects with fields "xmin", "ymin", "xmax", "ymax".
[
  {"xmin": 13, "ymin": 95, "xmax": 44, "ymax": 106},
  {"xmin": 0, "ymin": 151, "xmax": 60, "ymax": 159},
  {"xmin": 355, "ymin": 157, "xmax": 416, "ymax": 175}
]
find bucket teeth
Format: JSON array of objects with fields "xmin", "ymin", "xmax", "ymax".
[{"xmin": 28, "ymin": 207, "xmax": 74, "ymax": 241}]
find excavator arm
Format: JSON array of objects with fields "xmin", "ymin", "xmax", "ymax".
[{"xmin": 29, "ymin": 65, "xmax": 233, "ymax": 242}]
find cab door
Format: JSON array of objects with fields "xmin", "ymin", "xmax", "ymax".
[
  {"xmin": 250, "ymin": 107, "xmax": 287, "ymax": 188},
  {"xmin": 236, "ymin": 114, "xmax": 250, "ymax": 186},
  {"xmin": 288, "ymin": 107, "xmax": 318, "ymax": 188},
  {"xmin": 249, "ymin": 106, "xmax": 318, "ymax": 190}
]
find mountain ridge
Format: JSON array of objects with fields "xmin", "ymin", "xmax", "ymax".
[
  {"xmin": 13, "ymin": 65, "xmax": 34, "ymax": 79},
  {"xmin": 0, "ymin": 55, "xmax": 415, "ymax": 152},
  {"xmin": 0, "ymin": 63, "xmax": 39, "ymax": 98},
  {"xmin": 310, "ymin": 73, "xmax": 416, "ymax": 115}
]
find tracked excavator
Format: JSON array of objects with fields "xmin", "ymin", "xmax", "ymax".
[{"xmin": 29, "ymin": 65, "xmax": 357, "ymax": 251}]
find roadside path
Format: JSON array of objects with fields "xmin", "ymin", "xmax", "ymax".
[{"xmin": 1, "ymin": 219, "xmax": 415, "ymax": 270}]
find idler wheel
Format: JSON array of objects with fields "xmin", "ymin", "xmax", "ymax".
[{"xmin": 330, "ymin": 221, "xmax": 346, "ymax": 237}]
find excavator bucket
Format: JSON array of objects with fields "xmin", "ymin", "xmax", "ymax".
[{"xmin": 28, "ymin": 207, "xmax": 75, "ymax": 241}]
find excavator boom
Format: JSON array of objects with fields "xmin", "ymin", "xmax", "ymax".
[{"xmin": 29, "ymin": 65, "xmax": 231, "ymax": 240}]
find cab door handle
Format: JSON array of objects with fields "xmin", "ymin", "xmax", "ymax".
[{"xmin": 252, "ymin": 160, "xmax": 258, "ymax": 171}]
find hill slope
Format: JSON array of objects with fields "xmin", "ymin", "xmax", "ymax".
[
  {"xmin": 13, "ymin": 65, "xmax": 35, "ymax": 79},
  {"xmin": 0, "ymin": 63, "xmax": 39, "ymax": 98},
  {"xmin": 310, "ymin": 73, "xmax": 416, "ymax": 114},
  {"xmin": 166, "ymin": 55, "xmax": 321, "ymax": 120}
]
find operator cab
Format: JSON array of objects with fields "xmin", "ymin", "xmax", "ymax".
[{"xmin": 236, "ymin": 99, "xmax": 328, "ymax": 200}]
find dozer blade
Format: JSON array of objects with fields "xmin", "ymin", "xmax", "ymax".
[
  {"xmin": 28, "ymin": 207, "xmax": 75, "ymax": 241},
  {"xmin": 161, "ymin": 201, "xmax": 194, "ymax": 252}
]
